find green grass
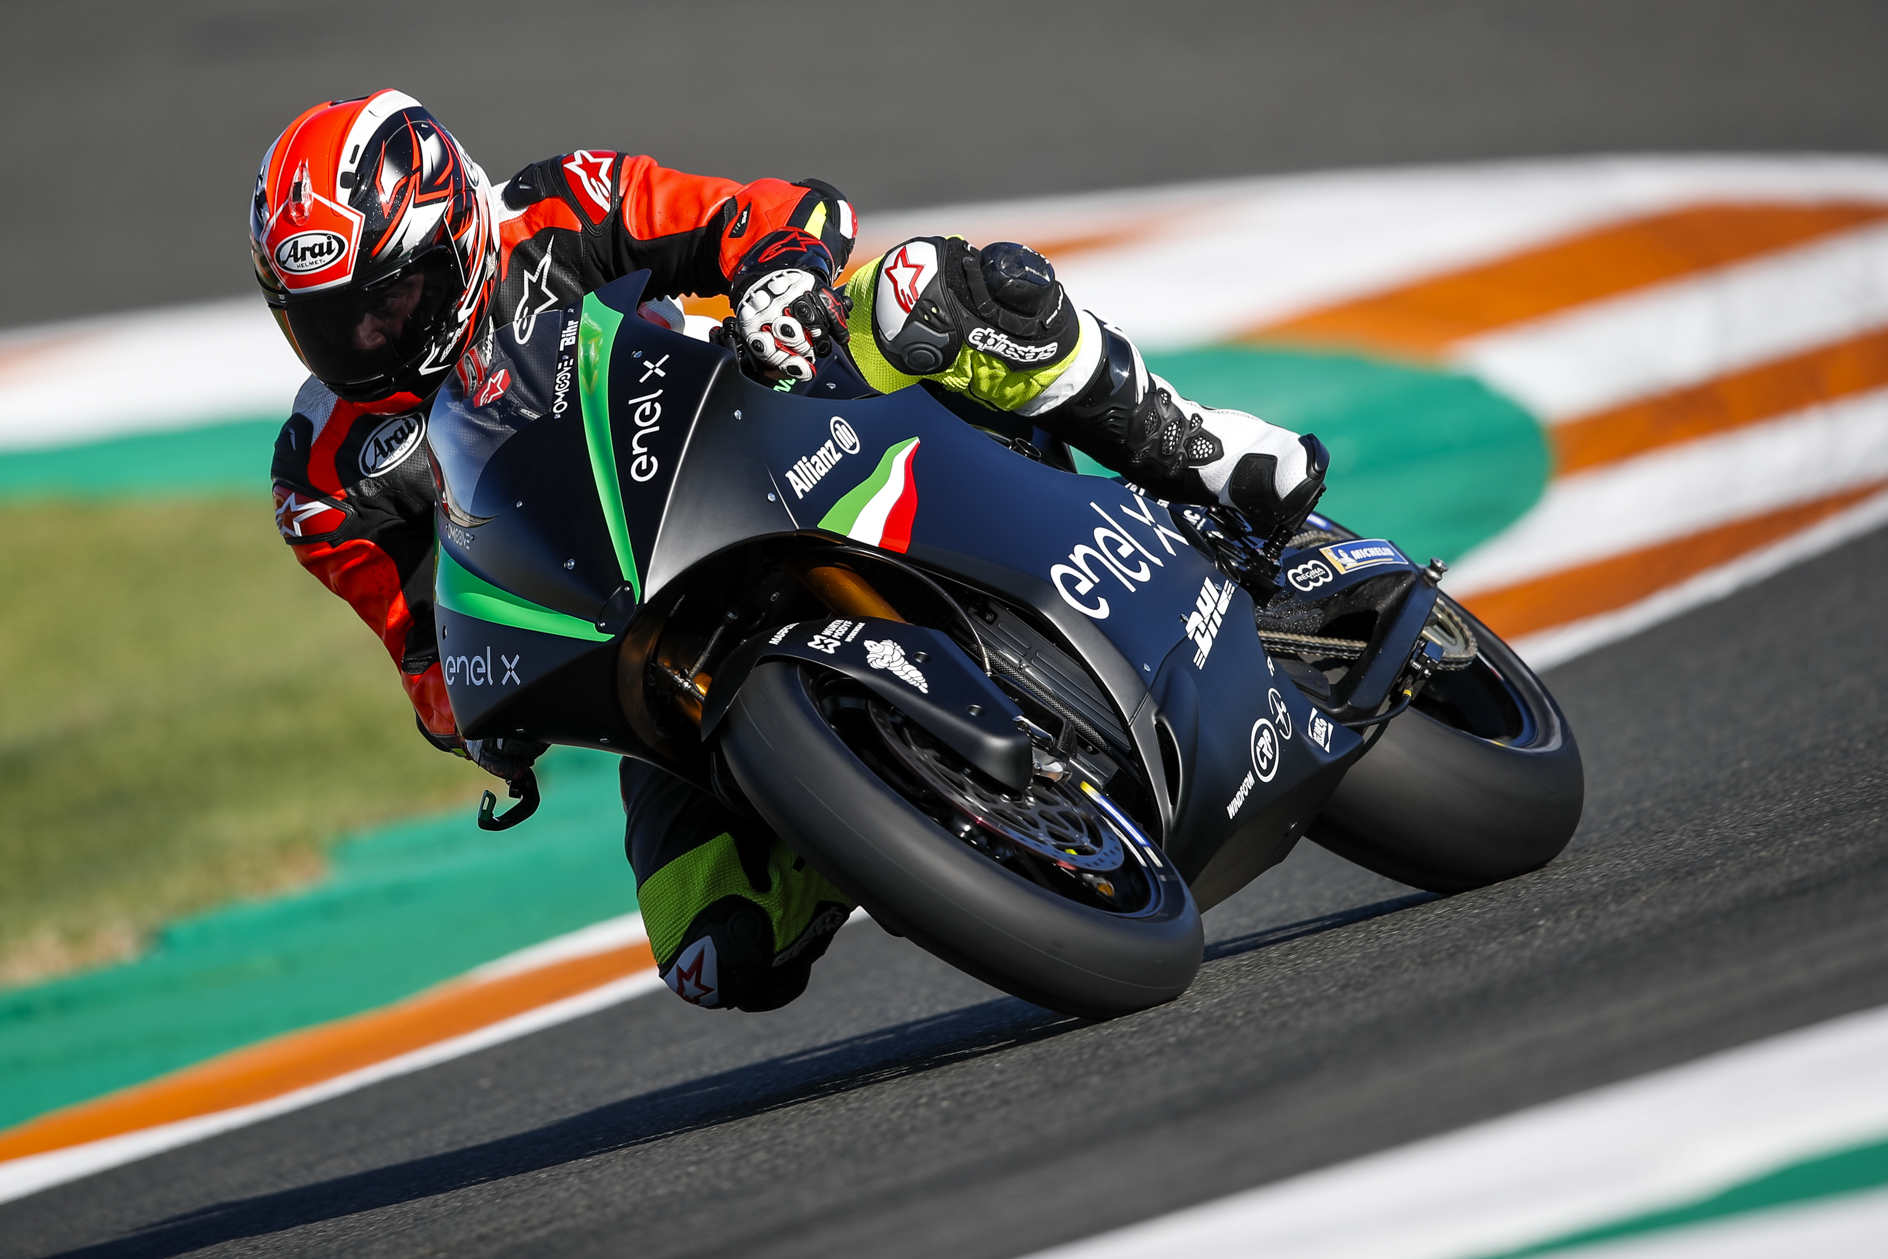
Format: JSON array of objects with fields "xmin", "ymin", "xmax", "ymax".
[{"xmin": 0, "ymin": 497, "xmax": 487, "ymax": 985}]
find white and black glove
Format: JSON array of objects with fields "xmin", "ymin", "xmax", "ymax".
[{"xmin": 731, "ymin": 268, "xmax": 850, "ymax": 383}]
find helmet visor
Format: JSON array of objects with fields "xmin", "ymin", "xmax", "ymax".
[{"xmin": 280, "ymin": 247, "xmax": 466, "ymax": 395}]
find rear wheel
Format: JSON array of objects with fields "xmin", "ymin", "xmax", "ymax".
[
  {"xmin": 720, "ymin": 662, "xmax": 1202, "ymax": 1019},
  {"xmin": 1310, "ymin": 597, "xmax": 1583, "ymax": 893}
]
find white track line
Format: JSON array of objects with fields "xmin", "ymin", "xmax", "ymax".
[
  {"xmin": 1510, "ymin": 1190, "xmax": 1888, "ymax": 1259},
  {"xmin": 1460, "ymin": 222, "xmax": 1888, "ymax": 421},
  {"xmin": 0, "ymin": 299, "xmax": 301, "ymax": 450},
  {"xmin": 0, "ymin": 968, "xmax": 667, "ymax": 1208},
  {"xmin": 1026, "ymin": 1002, "xmax": 1888, "ymax": 1259},
  {"xmin": 1445, "ymin": 388, "xmax": 1888, "ymax": 594},
  {"xmin": 1504, "ymin": 486, "xmax": 1888, "ymax": 670},
  {"xmin": 865, "ymin": 156, "xmax": 1888, "ymax": 350}
]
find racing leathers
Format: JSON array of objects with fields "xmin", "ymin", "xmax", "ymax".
[
  {"xmin": 836, "ymin": 237, "xmax": 1328, "ymax": 539},
  {"xmin": 269, "ymin": 151, "xmax": 856, "ymax": 1010}
]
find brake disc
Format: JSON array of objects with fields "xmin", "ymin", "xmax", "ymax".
[{"xmin": 870, "ymin": 703, "xmax": 1127, "ymax": 873}]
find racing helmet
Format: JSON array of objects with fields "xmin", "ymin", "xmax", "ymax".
[{"xmin": 250, "ymin": 91, "xmax": 495, "ymax": 402}]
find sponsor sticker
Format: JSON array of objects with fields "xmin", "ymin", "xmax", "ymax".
[
  {"xmin": 1186, "ymin": 576, "xmax": 1235, "ymax": 668},
  {"xmin": 358, "ymin": 412, "xmax": 425, "ymax": 477},
  {"xmin": 443, "ymin": 647, "xmax": 522, "ymax": 688},
  {"xmin": 786, "ymin": 427, "xmax": 851, "ymax": 499},
  {"xmin": 624, "ymin": 385, "xmax": 664, "ymax": 483},
  {"xmin": 1048, "ymin": 498, "xmax": 1188, "ymax": 619},
  {"xmin": 830, "ymin": 415, "xmax": 860, "ymax": 455},
  {"xmin": 1250, "ymin": 717, "xmax": 1281, "ymax": 783},
  {"xmin": 1306, "ymin": 710, "xmax": 1335, "ymax": 752},
  {"xmin": 1287, "ymin": 559, "xmax": 1334, "ymax": 592},
  {"xmin": 1225, "ymin": 769, "xmax": 1257, "ymax": 820},
  {"xmin": 274, "ymin": 230, "xmax": 347, "ymax": 275},
  {"xmin": 807, "ymin": 619, "xmax": 851, "ymax": 654},
  {"xmin": 864, "ymin": 638, "xmax": 929, "ymax": 693},
  {"xmin": 1320, "ymin": 539, "xmax": 1406, "ymax": 575},
  {"xmin": 768, "ymin": 622, "xmax": 798, "ymax": 645},
  {"xmin": 1267, "ymin": 688, "xmax": 1294, "ymax": 741}
]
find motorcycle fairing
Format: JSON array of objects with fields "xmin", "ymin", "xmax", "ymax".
[{"xmin": 429, "ymin": 271, "xmax": 1367, "ymax": 888}]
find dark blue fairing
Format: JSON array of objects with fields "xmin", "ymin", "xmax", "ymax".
[{"xmin": 428, "ymin": 272, "xmax": 1367, "ymax": 900}]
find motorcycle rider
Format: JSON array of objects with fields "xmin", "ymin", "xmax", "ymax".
[{"xmin": 257, "ymin": 91, "xmax": 1326, "ymax": 1014}]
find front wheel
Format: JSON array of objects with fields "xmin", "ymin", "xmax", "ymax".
[
  {"xmin": 720, "ymin": 662, "xmax": 1202, "ymax": 1019},
  {"xmin": 1310, "ymin": 597, "xmax": 1584, "ymax": 893}
]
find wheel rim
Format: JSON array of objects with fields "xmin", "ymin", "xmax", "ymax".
[{"xmin": 812, "ymin": 674, "xmax": 1172, "ymax": 918}]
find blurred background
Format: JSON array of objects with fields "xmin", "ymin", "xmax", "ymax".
[
  {"xmin": 7, "ymin": 0, "xmax": 1888, "ymax": 326},
  {"xmin": 5, "ymin": 2, "xmax": 1888, "ymax": 1252}
]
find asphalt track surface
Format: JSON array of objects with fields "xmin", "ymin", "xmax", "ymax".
[
  {"xmin": 2, "ymin": 520, "xmax": 1884, "ymax": 1257},
  {"xmin": 6, "ymin": 0, "xmax": 1888, "ymax": 328},
  {"xmin": 6, "ymin": 2, "xmax": 1888, "ymax": 1254}
]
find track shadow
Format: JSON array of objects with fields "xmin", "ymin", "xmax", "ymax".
[
  {"xmin": 1202, "ymin": 892, "xmax": 1437, "ymax": 962},
  {"xmin": 44, "ymin": 998, "xmax": 1080, "ymax": 1259}
]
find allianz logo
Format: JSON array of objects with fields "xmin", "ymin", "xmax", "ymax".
[{"xmin": 786, "ymin": 416, "xmax": 861, "ymax": 499}]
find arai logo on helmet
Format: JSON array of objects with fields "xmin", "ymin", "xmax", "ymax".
[
  {"xmin": 274, "ymin": 230, "xmax": 347, "ymax": 275},
  {"xmin": 359, "ymin": 412, "xmax": 425, "ymax": 478}
]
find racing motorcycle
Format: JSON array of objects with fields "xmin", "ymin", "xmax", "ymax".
[{"xmin": 427, "ymin": 272, "xmax": 1583, "ymax": 1019}]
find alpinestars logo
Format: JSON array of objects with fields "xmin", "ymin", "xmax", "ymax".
[
  {"xmin": 1186, "ymin": 576, "xmax": 1235, "ymax": 668},
  {"xmin": 968, "ymin": 326, "xmax": 1059, "ymax": 364},
  {"xmin": 885, "ymin": 245, "xmax": 929, "ymax": 313},
  {"xmin": 785, "ymin": 417, "xmax": 860, "ymax": 498},
  {"xmin": 865, "ymin": 639, "xmax": 929, "ymax": 693},
  {"xmin": 512, "ymin": 243, "xmax": 559, "ymax": 344},
  {"xmin": 562, "ymin": 150, "xmax": 614, "ymax": 218}
]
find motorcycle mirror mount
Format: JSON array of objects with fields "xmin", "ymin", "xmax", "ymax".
[{"xmin": 476, "ymin": 769, "xmax": 542, "ymax": 831}]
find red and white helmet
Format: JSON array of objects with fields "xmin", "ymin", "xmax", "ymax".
[{"xmin": 250, "ymin": 91, "xmax": 495, "ymax": 402}]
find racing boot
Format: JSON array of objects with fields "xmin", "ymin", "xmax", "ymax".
[
  {"xmin": 622, "ymin": 761, "xmax": 853, "ymax": 1012},
  {"xmin": 1034, "ymin": 317, "xmax": 1330, "ymax": 542}
]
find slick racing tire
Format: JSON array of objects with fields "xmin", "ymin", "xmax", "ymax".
[
  {"xmin": 721, "ymin": 662, "xmax": 1203, "ymax": 1019},
  {"xmin": 1310, "ymin": 598, "xmax": 1583, "ymax": 894}
]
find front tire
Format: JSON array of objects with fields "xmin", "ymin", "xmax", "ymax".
[
  {"xmin": 721, "ymin": 662, "xmax": 1203, "ymax": 1019},
  {"xmin": 1311, "ymin": 598, "xmax": 1583, "ymax": 893}
]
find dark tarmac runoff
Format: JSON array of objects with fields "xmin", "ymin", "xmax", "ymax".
[
  {"xmin": 3, "ymin": 1, "xmax": 1887, "ymax": 1254},
  {"xmin": 5, "ymin": 510, "xmax": 1886, "ymax": 1259}
]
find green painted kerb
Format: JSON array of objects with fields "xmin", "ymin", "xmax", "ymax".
[
  {"xmin": 1474, "ymin": 1133, "xmax": 1888, "ymax": 1257},
  {"xmin": 1142, "ymin": 346, "xmax": 1550, "ymax": 565},
  {"xmin": 436, "ymin": 547, "xmax": 611, "ymax": 642},
  {"xmin": 579, "ymin": 294, "xmax": 641, "ymax": 601}
]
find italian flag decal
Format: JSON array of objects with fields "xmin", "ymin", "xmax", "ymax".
[{"xmin": 818, "ymin": 438, "xmax": 920, "ymax": 552}]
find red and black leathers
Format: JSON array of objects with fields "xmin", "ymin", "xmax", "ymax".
[{"xmin": 270, "ymin": 153, "xmax": 855, "ymax": 745}]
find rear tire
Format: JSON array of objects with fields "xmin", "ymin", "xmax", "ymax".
[
  {"xmin": 1310, "ymin": 599, "xmax": 1583, "ymax": 893},
  {"xmin": 721, "ymin": 662, "xmax": 1202, "ymax": 1019}
]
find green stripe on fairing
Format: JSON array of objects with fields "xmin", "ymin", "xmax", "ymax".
[
  {"xmin": 579, "ymin": 294, "xmax": 640, "ymax": 601},
  {"xmin": 0, "ymin": 748, "xmax": 635, "ymax": 1133},
  {"xmin": 818, "ymin": 437, "xmax": 918, "ymax": 534},
  {"xmin": 1136, "ymin": 346, "xmax": 1550, "ymax": 564},
  {"xmin": 0, "ymin": 418, "xmax": 280, "ymax": 498},
  {"xmin": 435, "ymin": 547, "xmax": 611, "ymax": 642},
  {"xmin": 1474, "ymin": 1134, "xmax": 1888, "ymax": 1257}
]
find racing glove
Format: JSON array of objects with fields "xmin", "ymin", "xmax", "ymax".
[{"xmin": 731, "ymin": 268, "xmax": 850, "ymax": 383}]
